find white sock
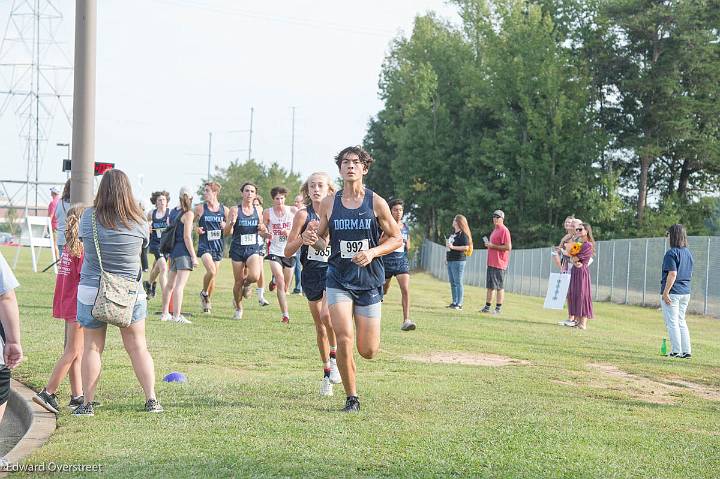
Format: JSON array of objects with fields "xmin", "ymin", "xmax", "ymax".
[
  {"xmin": 282, "ymin": 311, "xmax": 289, "ymax": 318},
  {"xmin": 257, "ymin": 287, "xmax": 264, "ymax": 299}
]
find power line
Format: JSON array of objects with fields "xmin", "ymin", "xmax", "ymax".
[{"xmin": 149, "ymin": 0, "xmax": 399, "ymax": 38}]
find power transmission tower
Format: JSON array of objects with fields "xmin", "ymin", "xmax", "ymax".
[{"xmin": 0, "ymin": 0, "xmax": 73, "ymax": 216}]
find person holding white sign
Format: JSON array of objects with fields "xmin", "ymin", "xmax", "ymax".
[
  {"xmin": 285, "ymin": 172, "xmax": 341, "ymax": 396},
  {"xmin": 302, "ymin": 146, "xmax": 402, "ymax": 413},
  {"xmin": 263, "ymin": 186, "xmax": 298, "ymax": 324},
  {"xmin": 225, "ymin": 183, "xmax": 268, "ymax": 320},
  {"xmin": 195, "ymin": 182, "xmax": 229, "ymax": 314}
]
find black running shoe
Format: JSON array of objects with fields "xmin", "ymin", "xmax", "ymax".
[
  {"xmin": 669, "ymin": 352, "xmax": 682, "ymax": 358},
  {"xmin": 151, "ymin": 282, "xmax": 157, "ymax": 298},
  {"xmin": 681, "ymin": 353, "xmax": 692, "ymax": 359},
  {"xmin": 143, "ymin": 280, "xmax": 152, "ymax": 297},
  {"xmin": 342, "ymin": 396, "xmax": 360, "ymax": 413},
  {"xmin": 145, "ymin": 398, "xmax": 164, "ymax": 413},
  {"xmin": 68, "ymin": 395, "xmax": 84, "ymax": 409},
  {"xmin": 32, "ymin": 389, "xmax": 59, "ymax": 414},
  {"xmin": 446, "ymin": 303, "xmax": 456, "ymax": 308},
  {"xmin": 72, "ymin": 402, "xmax": 94, "ymax": 416}
]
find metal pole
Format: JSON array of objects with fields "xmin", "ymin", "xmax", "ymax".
[
  {"xmin": 595, "ymin": 241, "xmax": 601, "ymax": 301},
  {"xmin": 70, "ymin": 0, "xmax": 97, "ymax": 206},
  {"xmin": 248, "ymin": 107, "xmax": 254, "ymax": 161},
  {"xmin": 520, "ymin": 250, "xmax": 525, "ymax": 294},
  {"xmin": 704, "ymin": 237, "xmax": 710, "ymax": 315},
  {"xmin": 290, "ymin": 106, "xmax": 296, "ymax": 174},
  {"xmin": 610, "ymin": 241, "xmax": 616, "ymax": 301},
  {"xmin": 624, "ymin": 241, "xmax": 632, "ymax": 304},
  {"xmin": 642, "ymin": 238, "xmax": 649, "ymax": 306},
  {"xmin": 35, "ymin": 0, "xmax": 40, "ymax": 214},
  {"xmin": 207, "ymin": 132, "xmax": 213, "ymax": 179}
]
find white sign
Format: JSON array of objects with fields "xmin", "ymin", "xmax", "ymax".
[
  {"xmin": 543, "ymin": 273, "xmax": 571, "ymax": 310},
  {"xmin": 12, "ymin": 216, "xmax": 57, "ymax": 273}
]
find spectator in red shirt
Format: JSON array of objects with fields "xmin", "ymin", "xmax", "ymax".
[{"xmin": 481, "ymin": 210, "xmax": 512, "ymax": 314}]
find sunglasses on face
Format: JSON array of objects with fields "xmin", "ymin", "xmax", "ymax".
[
  {"xmin": 576, "ymin": 227, "xmax": 584, "ymax": 232},
  {"xmin": 492, "ymin": 215, "xmax": 501, "ymax": 219}
]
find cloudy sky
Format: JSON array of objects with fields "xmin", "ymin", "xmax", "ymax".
[{"xmin": 0, "ymin": 0, "xmax": 458, "ymax": 208}]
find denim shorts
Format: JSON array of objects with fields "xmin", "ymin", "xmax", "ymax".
[
  {"xmin": 76, "ymin": 299, "xmax": 147, "ymax": 329},
  {"xmin": 170, "ymin": 255, "xmax": 194, "ymax": 271}
]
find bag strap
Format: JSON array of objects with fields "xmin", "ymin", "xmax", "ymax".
[{"xmin": 92, "ymin": 211, "xmax": 105, "ymax": 274}]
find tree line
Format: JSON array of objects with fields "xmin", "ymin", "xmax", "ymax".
[{"xmin": 363, "ymin": 0, "xmax": 720, "ymax": 247}]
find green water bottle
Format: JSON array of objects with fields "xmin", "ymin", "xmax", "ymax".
[{"xmin": 660, "ymin": 338, "xmax": 668, "ymax": 356}]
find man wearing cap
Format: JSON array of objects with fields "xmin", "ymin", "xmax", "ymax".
[
  {"xmin": 48, "ymin": 187, "xmax": 61, "ymax": 258},
  {"xmin": 481, "ymin": 210, "xmax": 512, "ymax": 314}
]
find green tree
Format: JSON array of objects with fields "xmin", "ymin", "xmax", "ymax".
[{"xmin": 209, "ymin": 159, "xmax": 302, "ymax": 207}]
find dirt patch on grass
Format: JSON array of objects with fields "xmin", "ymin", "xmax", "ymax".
[
  {"xmin": 587, "ymin": 363, "xmax": 720, "ymax": 405},
  {"xmin": 403, "ymin": 352, "xmax": 529, "ymax": 367}
]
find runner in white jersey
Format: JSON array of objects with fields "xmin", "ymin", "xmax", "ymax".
[{"xmin": 262, "ymin": 186, "xmax": 297, "ymax": 323}]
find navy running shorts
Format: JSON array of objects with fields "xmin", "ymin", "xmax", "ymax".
[
  {"xmin": 384, "ymin": 255, "xmax": 409, "ymax": 279},
  {"xmin": 301, "ymin": 267, "xmax": 327, "ymax": 302}
]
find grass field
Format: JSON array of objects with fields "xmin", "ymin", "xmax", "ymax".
[{"xmin": 4, "ymin": 245, "xmax": 720, "ymax": 478}]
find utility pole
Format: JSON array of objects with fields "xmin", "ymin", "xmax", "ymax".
[
  {"xmin": 35, "ymin": 0, "xmax": 40, "ymax": 214},
  {"xmin": 248, "ymin": 107, "xmax": 254, "ymax": 161},
  {"xmin": 290, "ymin": 106, "xmax": 296, "ymax": 174},
  {"xmin": 70, "ymin": 0, "xmax": 97, "ymax": 206},
  {"xmin": 207, "ymin": 132, "xmax": 213, "ymax": 180}
]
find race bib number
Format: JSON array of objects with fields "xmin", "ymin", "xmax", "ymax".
[
  {"xmin": 340, "ymin": 239, "xmax": 369, "ymax": 259},
  {"xmin": 155, "ymin": 229, "xmax": 163, "ymax": 239},
  {"xmin": 394, "ymin": 241, "xmax": 406, "ymax": 254},
  {"xmin": 207, "ymin": 229, "xmax": 222, "ymax": 241},
  {"xmin": 240, "ymin": 234, "xmax": 256, "ymax": 246},
  {"xmin": 307, "ymin": 246, "xmax": 331, "ymax": 262},
  {"xmin": 277, "ymin": 235, "xmax": 287, "ymax": 243}
]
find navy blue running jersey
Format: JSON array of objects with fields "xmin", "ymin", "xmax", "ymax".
[
  {"xmin": 148, "ymin": 209, "xmax": 170, "ymax": 253},
  {"xmin": 327, "ymin": 188, "xmax": 384, "ymax": 291},
  {"xmin": 198, "ymin": 203, "xmax": 225, "ymax": 254}
]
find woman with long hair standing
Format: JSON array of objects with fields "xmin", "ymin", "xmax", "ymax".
[
  {"xmin": 446, "ymin": 215, "xmax": 473, "ymax": 310},
  {"xmin": 73, "ymin": 169, "xmax": 162, "ymax": 415},
  {"xmin": 661, "ymin": 224, "xmax": 693, "ymax": 358},
  {"xmin": 161, "ymin": 187, "xmax": 198, "ymax": 324},
  {"xmin": 567, "ymin": 222, "xmax": 594, "ymax": 330}
]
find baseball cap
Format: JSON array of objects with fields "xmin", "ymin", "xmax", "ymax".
[
  {"xmin": 179, "ymin": 186, "xmax": 193, "ymax": 198},
  {"xmin": 50, "ymin": 186, "xmax": 60, "ymax": 194},
  {"xmin": 493, "ymin": 210, "xmax": 505, "ymax": 219}
]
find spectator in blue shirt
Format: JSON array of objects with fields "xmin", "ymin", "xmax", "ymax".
[{"xmin": 661, "ymin": 224, "xmax": 693, "ymax": 359}]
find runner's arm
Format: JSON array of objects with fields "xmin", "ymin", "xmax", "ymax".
[
  {"xmin": 223, "ymin": 207, "xmax": 237, "ymax": 236},
  {"xmin": 284, "ymin": 209, "xmax": 308, "ymax": 257},
  {"xmin": 182, "ymin": 211, "xmax": 197, "ymax": 262},
  {"xmin": 194, "ymin": 204, "xmax": 205, "ymax": 234}
]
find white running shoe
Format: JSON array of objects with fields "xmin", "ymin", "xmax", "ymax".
[
  {"xmin": 233, "ymin": 308, "xmax": 243, "ymax": 320},
  {"xmin": 320, "ymin": 377, "xmax": 333, "ymax": 396},
  {"xmin": 174, "ymin": 315, "xmax": 192, "ymax": 324},
  {"xmin": 258, "ymin": 298, "xmax": 270, "ymax": 307},
  {"xmin": 160, "ymin": 313, "xmax": 172, "ymax": 322},
  {"xmin": 559, "ymin": 319, "xmax": 577, "ymax": 327},
  {"xmin": 328, "ymin": 360, "xmax": 342, "ymax": 384}
]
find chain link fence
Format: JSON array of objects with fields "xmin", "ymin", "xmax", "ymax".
[{"xmin": 418, "ymin": 237, "xmax": 720, "ymax": 317}]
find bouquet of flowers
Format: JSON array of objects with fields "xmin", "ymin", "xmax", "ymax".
[{"xmin": 568, "ymin": 242, "xmax": 582, "ymax": 256}]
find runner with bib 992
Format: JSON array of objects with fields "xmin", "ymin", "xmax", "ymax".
[{"xmin": 301, "ymin": 146, "xmax": 402, "ymax": 413}]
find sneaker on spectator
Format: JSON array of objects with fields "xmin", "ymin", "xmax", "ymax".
[{"xmin": 32, "ymin": 388, "xmax": 59, "ymax": 414}]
